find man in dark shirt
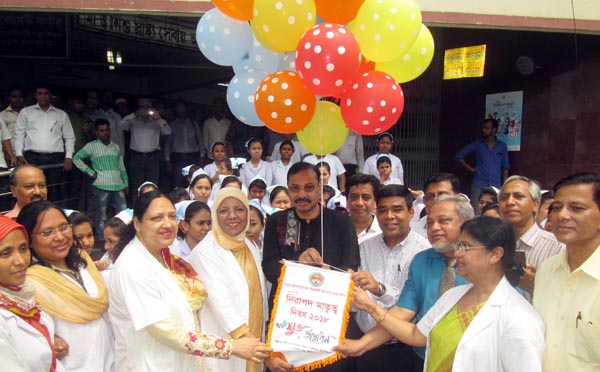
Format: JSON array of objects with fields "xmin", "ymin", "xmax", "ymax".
[{"xmin": 262, "ymin": 161, "xmax": 360, "ymax": 372}]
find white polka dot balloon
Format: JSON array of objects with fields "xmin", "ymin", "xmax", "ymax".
[
  {"xmin": 226, "ymin": 69, "xmax": 269, "ymax": 126},
  {"xmin": 340, "ymin": 70, "xmax": 405, "ymax": 135},
  {"xmin": 196, "ymin": 7, "xmax": 253, "ymax": 66},
  {"xmin": 295, "ymin": 23, "xmax": 362, "ymax": 96}
]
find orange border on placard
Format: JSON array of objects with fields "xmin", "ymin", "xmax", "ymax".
[{"xmin": 266, "ymin": 263, "xmax": 355, "ymax": 372}]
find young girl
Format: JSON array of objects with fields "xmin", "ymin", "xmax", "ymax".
[
  {"xmin": 362, "ymin": 132, "xmax": 404, "ymax": 184},
  {"xmin": 377, "ymin": 155, "xmax": 403, "ymax": 185},
  {"xmin": 246, "ymin": 201, "xmax": 266, "ymax": 251},
  {"xmin": 188, "ymin": 169, "xmax": 213, "ymax": 203},
  {"xmin": 68, "ymin": 212, "xmax": 95, "ymax": 256},
  {"xmin": 268, "ymin": 185, "xmax": 291, "ymax": 210},
  {"xmin": 316, "ymin": 161, "xmax": 332, "ymax": 186},
  {"xmin": 239, "ymin": 137, "xmax": 273, "ymax": 187},
  {"xmin": 248, "ymin": 176, "xmax": 268, "ymax": 204},
  {"xmin": 169, "ymin": 187, "xmax": 191, "ymax": 204},
  {"xmin": 271, "ymin": 140, "xmax": 295, "ymax": 185},
  {"xmin": 100, "ymin": 214, "xmax": 133, "ymax": 283},
  {"xmin": 204, "ymin": 142, "xmax": 229, "ymax": 183},
  {"xmin": 173, "ymin": 201, "xmax": 212, "ymax": 262}
]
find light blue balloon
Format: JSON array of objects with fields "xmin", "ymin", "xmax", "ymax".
[
  {"xmin": 226, "ymin": 69, "xmax": 268, "ymax": 127},
  {"xmin": 196, "ymin": 8, "xmax": 253, "ymax": 67},
  {"xmin": 248, "ymin": 36, "xmax": 284, "ymax": 74},
  {"xmin": 277, "ymin": 51, "xmax": 297, "ymax": 72},
  {"xmin": 233, "ymin": 53, "xmax": 252, "ymax": 76}
]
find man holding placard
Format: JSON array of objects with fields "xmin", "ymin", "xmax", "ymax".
[{"xmin": 263, "ymin": 161, "xmax": 360, "ymax": 372}]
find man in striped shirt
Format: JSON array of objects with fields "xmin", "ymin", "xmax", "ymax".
[
  {"xmin": 499, "ymin": 175, "xmax": 564, "ymax": 294},
  {"xmin": 73, "ymin": 118, "xmax": 128, "ymax": 242}
]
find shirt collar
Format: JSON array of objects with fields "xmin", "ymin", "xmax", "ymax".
[
  {"xmin": 5, "ymin": 105, "xmax": 19, "ymax": 114},
  {"xmin": 381, "ymin": 230, "xmax": 414, "ymax": 250},
  {"xmin": 579, "ymin": 245, "xmax": 600, "ymax": 280},
  {"xmin": 519, "ymin": 222, "xmax": 540, "ymax": 248},
  {"xmin": 34, "ymin": 103, "xmax": 56, "ymax": 112}
]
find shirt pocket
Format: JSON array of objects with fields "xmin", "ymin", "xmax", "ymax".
[{"xmin": 573, "ymin": 320, "xmax": 600, "ymax": 362}]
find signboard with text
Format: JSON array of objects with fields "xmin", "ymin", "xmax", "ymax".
[
  {"xmin": 485, "ymin": 91, "xmax": 523, "ymax": 151},
  {"xmin": 443, "ymin": 44, "xmax": 486, "ymax": 80},
  {"xmin": 267, "ymin": 261, "xmax": 353, "ymax": 371}
]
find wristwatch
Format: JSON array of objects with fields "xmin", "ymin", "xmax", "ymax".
[{"xmin": 378, "ymin": 282, "xmax": 387, "ymax": 297}]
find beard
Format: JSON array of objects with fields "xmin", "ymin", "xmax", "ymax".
[{"xmin": 432, "ymin": 241, "xmax": 456, "ymax": 253}]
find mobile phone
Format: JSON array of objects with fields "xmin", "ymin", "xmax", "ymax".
[
  {"xmin": 148, "ymin": 110, "xmax": 155, "ymax": 115},
  {"xmin": 515, "ymin": 251, "xmax": 526, "ymax": 270}
]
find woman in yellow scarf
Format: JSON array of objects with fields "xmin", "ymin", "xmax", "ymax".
[
  {"xmin": 17, "ymin": 201, "xmax": 114, "ymax": 372},
  {"xmin": 190, "ymin": 187, "xmax": 268, "ymax": 372}
]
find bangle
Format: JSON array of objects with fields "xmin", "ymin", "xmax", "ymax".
[{"xmin": 369, "ymin": 306, "xmax": 389, "ymax": 323}]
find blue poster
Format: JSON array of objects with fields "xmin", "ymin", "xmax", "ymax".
[{"xmin": 485, "ymin": 91, "xmax": 523, "ymax": 151}]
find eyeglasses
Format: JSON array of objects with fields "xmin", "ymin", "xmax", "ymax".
[
  {"xmin": 216, "ymin": 206, "xmax": 247, "ymax": 217},
  {"xmin": 34, "ymin": 223, "xmax": 72, "ymax": 239},
  {"xmin": 455, "ymin": 241, "xmax": 487, "ymax": 255}
]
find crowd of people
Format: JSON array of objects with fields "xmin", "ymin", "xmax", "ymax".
[{"xmin": 0, "ymin": 83, "xmax": 598, "ymax": 372}]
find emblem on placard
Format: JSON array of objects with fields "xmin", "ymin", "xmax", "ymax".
[{"xmin": 309, "ymin": 272, "xmax": 324, "ymax": 287}]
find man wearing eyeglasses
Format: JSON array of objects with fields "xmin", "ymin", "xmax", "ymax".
[
  {"xmin": 336, "ymin": 194, "xmax": 474, "ymax": 372},
  {"xmin": 262, "ymin": 161, "xmax": 360, "ymax": 372},
  {"xmin": 4, "ymin": 164, "xmax": 47, "ymax": 219},
  {"xmin": 410, "ymin": 173, "xmax": 461, "ymax": 239}
]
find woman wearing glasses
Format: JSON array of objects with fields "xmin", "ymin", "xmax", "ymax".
[
  {"xmin": 17, "ymin": 201, "xmax": 114, "ymax": 372},
  {"xmin": 340, "ymin": 216, "xmax": 545, "ymax": 372},
  {"xmin": 190, "ymin": 187, "xmax": 268, "ymax": 372}
]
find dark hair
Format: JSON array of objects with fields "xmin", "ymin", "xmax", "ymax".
[
  {"xmin": 221, "ymin": 176, "xmax": 242, "ymax": 188},
  {"xmin": 345, "ymin": 174, "xmax": 380, "ymax": 200},
  {"xmin": 211, "ymin": 141, "xmax": 226, "ymax": 153},
  {"xmin": 7, "ymin": 86, "xmax": 25, "ymax": 97},
  {"xmin": 33, "ymin": 82, "xmax": 52, "ymax": 93},
  {"xmin": 9, "ymin": 164, "xmax": 43, "ymax": 186},
  {"xmin": 280, "ymin": 140, "xmax": 295, "ymax": 151},
  {"xmin": 169, "ymin": 187, "xmax": 191, "ymax": 204},
  {"xmin": 460, "ymin": 216, "xmax": 521, "ymax": 286},
  {"xmin": 190, "ymin": 173, "xmax": 213, "ymax": 189},
  {"xmin": 481, "ymin": 202, "xmax": 500, "ymax": 216},
  {"xmin": 423, "ymin": 172, "xmax": 461, "ymax": 194},
  {"xmin": 478, "ymin": 187, "xmax": 498, "ymax": 204},
  {"xmin": 67, "ymin": 211, "xmax": 92, "ymax": 229},
  {"xmin": 269, "ymin": 186, "xmax": 289, "ymax": 204},
  {"xmin": 376, "ymin": 184, "xmax": 414, "ymax": 207},
  {"xmin": 248, "ymin": 205, "xmax": 266, "ymax": 226},
  {"xmin": 553, "ymin": 172, "xmax": 600, "ymax": 209},
  {"xmin": 133, "ymin": 190, "xmax": 170, "ymax": 221},
  {"xmin": 185, "ymin": 201, "xmax": 211, "ymax": 221},
  {"xmin": 246, "ymin": 137, "xmax": 264, "ymax": 149},
  {"xmin": 483, "ymin": 118, "xmax": 499, "ymax": 130},
  {"xmin": 94, "ymin": 118, "xmax": 110, "ymax": 129},
  {"xmin": 17, "ymin": 201, "xmax": 87, "ymax": 271},
  {"xmin": 376, "ymin": 155, "xmax": 392, "ymax": 167},
  {"xmin": 104, "ymin": 217, "xmax": 132, "ymax": 261},
  {"xmin": 85, "ymin": 88, "xmax": 100, "ymax": 97},
  {"xmin": 175, "ymin": 98, "xmax": 188, "ymax": 107},
  {"xmin": 249, "ymin": 178, "xmax": 267, "ymax": 191},
  {"xmin": 287, "ymin": 162, "xmax": 320, "ymax": 183},
  {"xmin": 322, "ymin": 185, "xmax": 335, "ymax": 197},
  {"xmin": 376, "ymin": 132, "xmax": 393, "ymax": 143},
  {"xmin": 315, "ymin": 161, "xmax": 330, "ymax": 173},
  {"xmin": 540, "ymin": 190, "xmax": 554, "ymax": 204}
]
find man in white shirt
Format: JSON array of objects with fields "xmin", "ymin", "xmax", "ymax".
[
  {"xmin": 533, "ymin": 172, "xmax": 600, "ymax": 371},
  {"xmin": 335, "ymin": 130, "xmax": 364, "ymax": 177},
  {"xmin": 202, "ymin": 97, "xmax": 230, "ymax": 159},
  {"xmin": 410, "ymin": 173, "xmax": 461, "ymax": 239},
  {"xmin": 99, "ymin": 89, "xmax": 124, "ymax": 154},
  {"xmin": 0, "ymin": 86, "xmax": 25, "ymax": 156},
  {"xmin": 352, "ymin": 184, "xmax": 429, "ymax": 371},
  {"xmin": 14, "ymin": 83, "xmax": 75, "ymax": 201},
  {"xmin": 346, "ymin": 174, "xmax": 381, "ymax": 244},
  {"xmin": 499, "ymin": 175, "xmax": 564, "ymax": 294},
  {"xmin": 119, "ymin": 98, "xmax": 172, "ymax": 200}
]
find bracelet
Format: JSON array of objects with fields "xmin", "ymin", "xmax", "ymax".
[{"xmin": 369, "ymin": 306, "xmax": 389, "ymax": 323}]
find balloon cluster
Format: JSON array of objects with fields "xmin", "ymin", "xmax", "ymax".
[{"xmin": 196, "ymin": 0, "xmax": 434, "ymax": 153}]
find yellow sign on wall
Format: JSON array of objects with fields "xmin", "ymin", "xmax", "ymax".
[{"xmin": 443, "ymin": 44, "xmax": 486, "ymax": 79}]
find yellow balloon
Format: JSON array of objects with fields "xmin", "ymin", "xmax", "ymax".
[
  {"xmin": 355, "ymin": 0, "xmax": 422, "ymax": 62},
  {"xmin": 298, "ymin": 100, "xmax": 349, "ymax": 155},
  {"xmin": 251, "ymin": 0, "xmax": 317, "ymax": 53},
  {"xmin": 376, "ymin": 24, "xmax": 434, "ymax": 83}
]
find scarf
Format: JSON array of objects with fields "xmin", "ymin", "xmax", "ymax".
[
  {"xmin": 27, "ymin": 251, "xmax": 109, "ymax": 323},
  {"xmin": 161, "ymin": 248, "xmax": 207, "ymax": 312},
  {"xmin": 212, "ymin": 187, "xmax": 263, "ymax": 372},
  {"xmin": 0, "ymin": 281, "xmax": 57, "ymax": 372}
]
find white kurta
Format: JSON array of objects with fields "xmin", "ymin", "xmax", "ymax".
[
  {"xmin": 44, "ymin": 266, "xmax": 115, "ymax": 372},
  {"xmin": 109, "ymin": 237, "xmax": 198, "ymax": 372},
  {"xmin": 190, "ymin": 232, "xmax": 267, "ymax": 372},
  {"xmin": 0, "ymin": 308, "xmax": 65, "ymax": 372},
  {"xmin": 417, "ymin": 277, "xmax": 545, "ymax": 372}
]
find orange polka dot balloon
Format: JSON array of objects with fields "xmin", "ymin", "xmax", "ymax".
[
  {"xmin": 255, "ymin": 71, "xmax": 316, "ymax": 134},
  {"xmin": 340, "ymin": 71, "xmax": 405, "ymax": 135}
]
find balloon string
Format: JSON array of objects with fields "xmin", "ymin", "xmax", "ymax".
[{"xmin": 318, "ymin": 102, "xmax": 325, "ymax": 260}]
